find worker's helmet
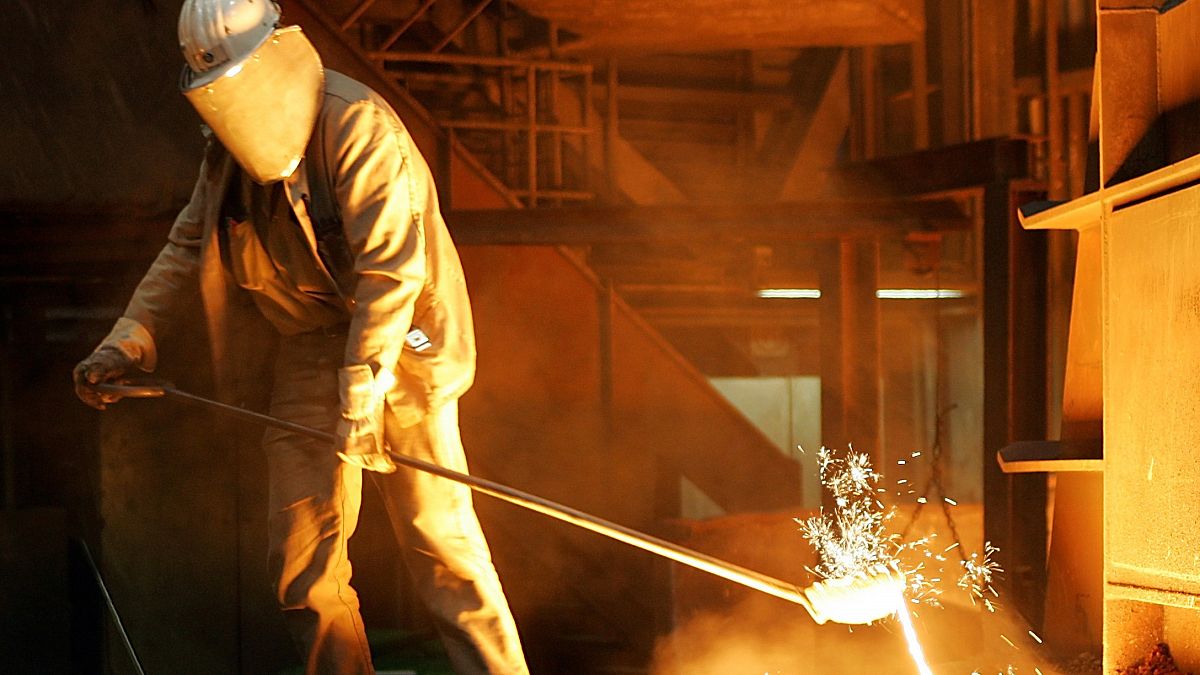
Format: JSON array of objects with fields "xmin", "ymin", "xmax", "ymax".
[{"xmin": 178, "ymin": 0, "xmax": 324, "ymax": 184}]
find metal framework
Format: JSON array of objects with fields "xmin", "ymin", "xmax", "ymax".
[{"xmin": 332, "ymin": 0, "xmax": 596, "ymax": 207}]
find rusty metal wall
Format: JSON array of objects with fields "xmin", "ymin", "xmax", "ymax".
[{"xmin": 1103, "ymin": 183, "xmax": 1200, "ymax": 672}]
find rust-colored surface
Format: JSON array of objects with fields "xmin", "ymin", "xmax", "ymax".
[
  {"xmin": 1104, "ymin": 185, "xmax": 1200, "ymax": 596},
  {"xmin": 1043, "ymin": 471, "xmax": 1104, "ymax": 652},
  {"xmin": 1117, "ymin": 643, "xmax": 1189, "ymax": 675},
  {"xmin": 1104, "ymin": 182, "xmax": 1200, "ymax": 672},
  {"xmin": 1097, "ymin": 9, "xmax": 1161, "ymax": 186},
  {"xmin": 1061, "ymin": 226, "xmax": 1103, "ymax": 436},
  {"xmin": 1097, "ymin": 2, "xmax": 1200, "ymax": 187},
  {"xmin": 510, "ymin": 0, "xmax": 923, "ymax": 51},
  {"xmin": 1153, "ymin": 0, "xmax": 1200, "ymax": 166}
]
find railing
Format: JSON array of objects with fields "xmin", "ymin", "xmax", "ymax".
[{"xmin": 332, "ymin": 0, "xmax": 596, "ymax": 206}]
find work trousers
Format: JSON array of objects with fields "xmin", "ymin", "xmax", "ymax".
[{"xmin": 263, "ymin": 331, "xmax": 528, "ymax": 675}]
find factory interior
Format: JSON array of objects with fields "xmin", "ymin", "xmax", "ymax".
[{"xmin": 2, "ymin": 0, "xmax": 1199, "ymax": 673}]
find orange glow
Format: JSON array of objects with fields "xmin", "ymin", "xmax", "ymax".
[{"xmin": 803, "ymin": 564, "xmax": 907, "ymax": 625}]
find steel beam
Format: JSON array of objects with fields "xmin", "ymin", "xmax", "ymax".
[
  {"xmin": 815, "ymin": 238, "xmax": 883, "ymax": 474},
  {"xmin": 826, "ymin": 138, "xmax": 1033, "ymax": 196},
  {"xmin": 445, "ymin": 200, "xmax": 967, "ymax": 245},
  {"xmin": 970, "ymin": 0, "xmax": 1016, "ymax": 139},
  {"xmin": 983, "ymin": 181, "xmax": 1049, "ymax": 630},
  {"xmin": 1097, "ymin": 8, "xmax": 1162, "ymax": 186}
]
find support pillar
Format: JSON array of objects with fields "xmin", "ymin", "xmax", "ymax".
[
  {"xmin": 983, "ymin": 181, "xmax": 1049, "ymax": 629},
  {"xmin": 819, "ymin": 239, "xmax": 882, "ymax": 462}
]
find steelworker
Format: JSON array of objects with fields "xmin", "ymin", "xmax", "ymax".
[{"xmin": 71, "ymin": 1, "xmax": 528, "ymax": 673}]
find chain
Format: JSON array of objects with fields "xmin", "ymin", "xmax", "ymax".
[{"xmin": 899, "ymin": 245, "xmax": 968, "ymax": 565}]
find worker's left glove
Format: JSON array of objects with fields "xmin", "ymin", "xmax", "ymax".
[
  {"xmin": 73, "ymin": 346, "xmax": 135, "ymax": 410},
  {"xmin": 335, "ymin": 364, "xmax": 397, "ymax": 473}
]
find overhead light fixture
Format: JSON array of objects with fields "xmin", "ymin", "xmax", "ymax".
[
  {"xmin": 756, "ymin": 288, "xmax": 822, "ymax": 299},
  {"xmin": 755, "ymin": 288, "xmax": 965, "ymax": 300},
  {"xmin": 875, "ymin": 289, "xmax": 965, "ymax": 300}
]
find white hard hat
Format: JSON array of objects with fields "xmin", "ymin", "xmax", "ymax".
[
  {"xmin": 177, "ymin": 0, "xmax": 324, "ymax": 184},
  {"xmin": 179, "ymin": 0, "xmax": 281, "ymax": 88}
]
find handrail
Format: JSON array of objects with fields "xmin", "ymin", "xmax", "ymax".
[
  {"xmin": 287, "ymin": 0, "xmax": 524, "ymax": 208},
  {"xmin": 303, "ymin": 0, "xmax": 594, "ymax": 206},
  {"xmin": 369, "ymin": 50, "xmax": 594, "ymax": 73}
]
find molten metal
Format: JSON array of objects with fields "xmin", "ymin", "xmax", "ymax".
[{"xmin": 895, "ymin": 594, "xmax": 934, "ymax": 675}]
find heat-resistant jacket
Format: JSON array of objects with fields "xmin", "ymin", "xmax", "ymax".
[{"xmin": 98, "ymin": 70, "xmax": 476, "ymax": 426}]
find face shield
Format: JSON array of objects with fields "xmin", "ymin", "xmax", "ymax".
[{"xmin": 181, "ymin": 26, "xmax": 324, "ymax": 184}]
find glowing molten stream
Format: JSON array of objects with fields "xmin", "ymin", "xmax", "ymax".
[
  {"xmin": 804, "ymin": 572, "xmax": 932, "ymax": 675},
  {"xmin": 894, "ymin": 594, "xmax": 933, "ymax": 675}
]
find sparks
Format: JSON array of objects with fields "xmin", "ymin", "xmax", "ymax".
[
  {"xmin": 798, "ymin": 444, "xmax": 1016, "ymax": 675},
  {"xmin": 1028, "ymin": 630, "xmax": 1043, "ymax": 644},
  {"xmin": 799, "ymin": 448, "xmax": 947, "ymax": 610},
  {"xmin": 796, "ymin": 447, "xmax": 895, "ymax": 580},
  {"xmin": 959, "ymin": 541, "xmax": 1003, "ymax": 611}
]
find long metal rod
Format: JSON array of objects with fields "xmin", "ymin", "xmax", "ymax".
[
  {"xmin": 78, "ymin": 539, "xmax": 147, "ymax": 675},
  {"xmin": 526, "ymin": 68, "xmax": 538, "ymax": 207},
  {"xmin": 369, "ymin": 51, "xmax": 593, "ymax": 73},
  {"xmin": 439, "ymin": 119, "xmax": 590, "ymax": 134},
  {"xmin": 99, "ymin": 382, "xmax": 817, "ymax": 617},
  {"xmin": 506, "ymin": 189, "xmax": 593, "ymax": 200},
  {"xmin": 547, "ymin": 21, "xmax": 563, "ymax": 205}
]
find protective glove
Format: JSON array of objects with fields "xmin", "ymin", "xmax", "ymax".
[
  {"xmin": 73, "ymin": 346, "xmax": 135, "ymax": 410},
  {"xmin": 335, "ymin": 364, "xmax": 398, "ymax": 473}
]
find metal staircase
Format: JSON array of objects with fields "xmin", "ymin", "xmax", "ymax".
[{"xmin": 319, "ymin": 0, "xmax": 596, "ymax": 206}]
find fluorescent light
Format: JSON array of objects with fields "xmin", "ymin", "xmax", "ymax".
[
  {"xmin": 756, "ymin": 288, "xmax": 965, "ymax": 300},
  {"xmin": 875, "ymin": 289, "xmax": 964, "ymax": 300},
  {"xmin": 756, "ymin": 288, "xmax": 822, "ymax": 299}
]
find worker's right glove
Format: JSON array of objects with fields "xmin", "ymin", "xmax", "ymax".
[
  {"xmin": 73, "ymin": 346, "xmax": 135, "ymax": 410},
  {"xmin": 335, "ymin": 364, "xmax": 398, "ymax": 474}
]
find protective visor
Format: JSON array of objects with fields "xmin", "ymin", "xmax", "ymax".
[{"xmin": 181, "ymin": 26, "xmax": 324, "ymax": 184}]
